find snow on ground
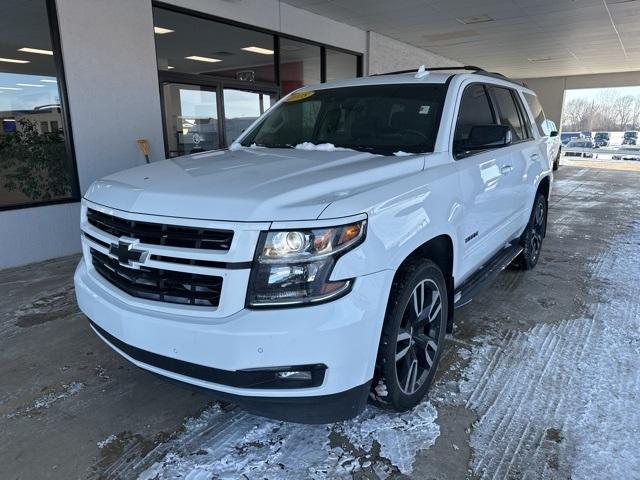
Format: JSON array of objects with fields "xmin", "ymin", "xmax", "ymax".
[
  {"xmin": 134, "ymin": 402, "xmax": 439, "ymax": 479},
  {"xmin": 458, "ymin": 222, "xmax": 640, "ymax": 479}
]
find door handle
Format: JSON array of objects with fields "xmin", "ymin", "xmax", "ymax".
[
  {"xmin": 501, "ymin": 165, "xmax": 513, "ymax": 175},
  {"xmin": 530, "ymin": 153, "xmax": 540, "ymax": 161}
]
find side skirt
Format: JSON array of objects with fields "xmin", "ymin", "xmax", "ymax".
[{"xmin": 453, "ymin": 243, "xmax": 523, "ymax": 308}]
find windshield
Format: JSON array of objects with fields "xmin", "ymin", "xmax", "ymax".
[
  {"xmin": 624, "ymin": 132, "xmax": 638, "ymax": 139},
  {"xmin": 239, "ymin": 84, "xmax": 447, "ymax": 156}
]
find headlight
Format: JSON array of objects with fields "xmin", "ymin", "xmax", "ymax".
[{"xmin": 247, "ymin": 220, "xmax": 366, "ymax": 307}]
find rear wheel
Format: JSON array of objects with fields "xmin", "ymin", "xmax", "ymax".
[
  {"xmin": 514, "ymin": 193, "xmax": 547, "ymax": 270},
  {"xmin": 373, "ymin": 260, "xmax": 448, "ymax": 410}
]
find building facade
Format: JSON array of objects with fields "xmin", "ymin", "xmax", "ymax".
[{"xmin": 0, "ymin": 0, "xmax": 458, "ymax": 269}]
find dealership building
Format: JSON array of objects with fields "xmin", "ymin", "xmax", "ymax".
[{"xmin": 0, "ymin": 0, "xmax": 466, "ymax": 269}]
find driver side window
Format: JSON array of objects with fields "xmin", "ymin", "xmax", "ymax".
[{"xmin": 453, "ymin": 84, "xmax": 495, "ymax": 155}]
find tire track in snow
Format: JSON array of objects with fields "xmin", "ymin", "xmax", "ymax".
[{"xmin": 459, "ymin": 221, "xmax": 640, "ymax": 479}]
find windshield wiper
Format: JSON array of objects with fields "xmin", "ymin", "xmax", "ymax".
[{"xmin": 251, "ymin": 143, "xmax": 294, "ymax": 149}]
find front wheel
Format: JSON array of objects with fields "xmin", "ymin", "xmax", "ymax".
[
  {"xmin": 374, "ymin": 259, "xmax": 448, "ymax": 411},
  {"xmin": 514, "ymin": 193, "xmax": 547, "ymax": 270}
]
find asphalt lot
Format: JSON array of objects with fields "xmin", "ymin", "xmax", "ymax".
[{"xmin": 1, "ymin": 161, "xmax": 639, "ymax": 479}]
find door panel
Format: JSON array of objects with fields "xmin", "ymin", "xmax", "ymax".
[{"xmin": 455, "ymin": 150, "xmax": 512, "ymax": 280}]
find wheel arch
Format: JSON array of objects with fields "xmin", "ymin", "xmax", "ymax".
[
  {"xmin": 392, "ymin": 234, "xmax": 455, "ymax": 333},
  {"xmin": 537, "ymin": 174, "xmax": 551, "ymax": 202}
]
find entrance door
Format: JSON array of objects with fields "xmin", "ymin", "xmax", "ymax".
[
  {"xmin": 162, "ymin": 83, "xmax": 221, "ymax": 157},
  {"xmin": 222, "ymin": 89, "xmax": 277, "ymax": 146}
]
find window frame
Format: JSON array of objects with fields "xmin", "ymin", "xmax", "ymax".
[
  {"xmin": 487, "ymin": 85, "xmax": 532, "ymax": 144},
  {"xmin": 452, "ymin": 82, "xmax": 499, "ymax": 160},
  {"xmin": 0, "ymin": 0, "xmax": 80, "ymax": 212},
  {"xmin": 152, "ymin": 2, "xmax": 363, "ymax": 158}
]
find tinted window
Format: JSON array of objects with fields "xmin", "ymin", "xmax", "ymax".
[
  {"xmin": 453, "ymin": 84, "xmax": 495, "ymax": 151},
  {"xmin": 490, "ymin": 87, "xmax": 526, "ymax": 141},
  {"xmin": 326, "ymin": 49, "xmax": 359, "ymax": 82},
  {"xmin": 280, "ymin": 39, "xmax": 321, "ymax": 95},
  {"xmin": 242, "ymin": 84, "xmax": 447, "ymax": 155},
  {"xmin": 0, "ymin": 0, "xmax": 77, "ymax": 209},
  {"xmin": 153, "ymin": 7, "xmax": 276, "ymax": 83}
]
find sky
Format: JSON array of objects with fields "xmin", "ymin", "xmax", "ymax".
[{"xmin": 564, "ymin": 85, "xmax": 640, "ymax": 102}]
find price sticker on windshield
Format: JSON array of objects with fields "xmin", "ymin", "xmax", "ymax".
[{"xmin": 285, "ymin": 91, "xmax": 315, "ymax": 102}]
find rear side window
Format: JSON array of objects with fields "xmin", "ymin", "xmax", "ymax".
[
  {"xmin": 490, "ymin": 86, "xmax": 527, "ymax": 141},
  {"xmin": 453, "ymin": 84, "xmax": 495, "ymax": 150},
  {"xmin": 523, "ymin": 93, "xmax": 548, "ymax": 136}
]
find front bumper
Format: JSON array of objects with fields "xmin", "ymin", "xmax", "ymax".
[{"xmin": 74, "ymin": 261, "xmax": 394, "ymax": 422}]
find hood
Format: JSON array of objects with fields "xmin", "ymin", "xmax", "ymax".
[{"xmin": 84, "ymin": 148, "xmax": 425, "ymax": 222}]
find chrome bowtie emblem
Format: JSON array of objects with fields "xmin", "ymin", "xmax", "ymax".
[{"xmin": 109, "ymin": 238, "xmax": 148, "ymax": 268}]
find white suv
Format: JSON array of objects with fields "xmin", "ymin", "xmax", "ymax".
[{"xmin": 74, "ymin": 66, "xmax": 553, "ymax": 423}]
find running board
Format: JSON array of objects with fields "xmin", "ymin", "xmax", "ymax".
[{"xmin": 453, "ymin": 243, "xmax": 523, "ymax": 308}]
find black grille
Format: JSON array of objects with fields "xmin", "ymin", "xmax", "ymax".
[
  {"xmin": 91, "ymin": 249, "xmax": 222, "ymax": 307},
  {"xmin": 87, "ymin": 208, "xmax": 233, "ymax": 251}
]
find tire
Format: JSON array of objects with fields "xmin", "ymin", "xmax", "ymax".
[
  {"xmin": 514, "ymin": 193, "xmax": 547, "ymax": 270},
  {"xmin": 373, "ymin": 259, "xmax": 448, "ymax": 411},
  {"xmin": 553, "ymin": 150, "xmax": 560, "ymax": 170}
]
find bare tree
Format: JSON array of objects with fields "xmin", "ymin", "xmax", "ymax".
[{"xmin": 612, "ymin": 95, "xmax": 635, "ymax": 130}]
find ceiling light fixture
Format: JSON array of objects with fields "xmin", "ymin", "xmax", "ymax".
[
  {"xmin": 17, "ymin": 83, "xmax": 44, "ymax": 87},
  {"xmin": 40, "ymin": 79, "xmax": 57, "ymax": 83},
  {"xmin": 456, "ymin": 14, "xmax": 494, "ymax": 25},
  {"xmin": 185, "ymin": 55, "xmax": 222, "ymax": 63},
  {"xmin": 19, "ymin": 47, "xmax": 53, "ymax": 55},
  {"xmin": 241, "ymin": 46, "xmax": 274, "ymax": 55},
  {"xmin": 154, "ymin": 26, "xmax": 174, "ymax": 34},
  {"xmin": 0, "ymin": 57, "xmax": 30, "ymax": 64},
  {"xmin": 0, "ymin": 86, "xmax": 22, "ymax": 90},
  {"xmin": 167, "ymin": 65, "xmax": 175, "ymax": 70}
]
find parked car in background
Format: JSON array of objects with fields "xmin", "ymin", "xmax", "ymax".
[
  {"xmin": 565, "ymin": 139, "xmax": 595, "ymax": 158},
  {"xmin": 612, "ymin": 147, "xmax": 640, "ymax": 161},
  {"xmin": 593, "ymin": 132, "xmax": 610, "ymax": 147},
  {"xmin": 623, "ymin": 131, "xmax": 638, "ymax": 145},
  {"xmin": 560, "ymin": 132, "xmax": 583, "ymax": 146},
  {"xmin": 580, "ymin": 130, "xmax": 592, "ymax": 139},
  {"xmin": 74, "ymin": 67, "xmax": 553, "ymax": 423}
]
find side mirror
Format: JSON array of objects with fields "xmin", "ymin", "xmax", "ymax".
[
  {"xmin": 465, "ymin": 125, "xmax": 512, "ymax": 151},
  {"xmin": 550, "ymin": 131, "xmax": 558, "ymax": 137}
]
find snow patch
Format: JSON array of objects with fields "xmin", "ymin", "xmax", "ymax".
[
  {"xmin": 97, "ymin": 434, "xmax": 118, "ymax": 449},
  {"xmin": 393, "ymin": 151, "xmax": 413, "ymax": 157},
  {"xmin": 295, "ymin": 142, "xmax": 352, "ymax": 152},
  {"xmin": 7, "ymin": 382, "xmax": 84, "ymax": 418},
  {"xmin": 134, "ymin": 401, "xmax": 438, "ymax": 479}
]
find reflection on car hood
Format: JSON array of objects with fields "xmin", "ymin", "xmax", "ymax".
[{"xmin": 84, "ymin": 148, "xmax": 425, "ymax": 221}]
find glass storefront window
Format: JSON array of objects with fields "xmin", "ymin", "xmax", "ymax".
[
  {"xmin": 163, "ymin": 83, "xmax": 220, "ymax": 157},
  {"xmin": 279, "ymin": 39, "xmax": 321, "ymax": 95},
  {"xmin": 153, "ymin": 7, "xmax": 276, "ymax": 84},
  {"xmin": 223, "ymin": 89, "xmax": 277, "ymax": 146},
  {"xmin": 326, "ymin": 48, "xmax": 359, "ymax": 82},
  {"xmin": 0, "ymin": 0, "xmax": 76, "ymax": 209}
]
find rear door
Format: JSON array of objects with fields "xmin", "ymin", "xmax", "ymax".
[{"xmin": 488, "ymin": 85, "xmax": 541, "ymax": 233}]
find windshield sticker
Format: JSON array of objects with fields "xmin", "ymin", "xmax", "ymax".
[
  {"xmin": 285, "ymin": 91, "xmax": 315, "ymax": 102},
  {"xmin": 419, "ymin": 105, "xmax": 431, "ymax": 115}
]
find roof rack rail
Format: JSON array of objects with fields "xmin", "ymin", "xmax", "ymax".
[
  {"xmin": 371, "ymin": 65, "xmax": 485, "ymax": 76},
  {"xmin": 371, "ymin": 65, "xmax": 526, "ymax": 86}
]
